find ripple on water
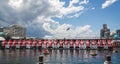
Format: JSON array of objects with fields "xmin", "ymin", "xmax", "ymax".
[{"xmin": 0, "ymin": 49, "xmax": 120, "ymax": 64}]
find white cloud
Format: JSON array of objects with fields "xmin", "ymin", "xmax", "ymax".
[
  {"xmin": 49, "ymin": 0, "xmax": 85, "ymax": 18},
  {"xmin": 0, "ymin": 0, "xmax": 94, "ymax": 38},
  {"xmin": 79, "ymin": 0, "xmax": 89, "ymax": 5},
  {"xmin": 69, "ymin": 0, "xmax": 79, "ymax": 7},
  {"xmin": 7, "ymin": 0, "xmax": 87, "ymax": 19},
  {"xmin": 43, "ymin": 23, "xmax": 95, "ymax": 39},
  {"xmin": 102, "ymin": 0, "xmax": 117, "ymax": 9},
  {"xmin": 8, "ymin": 0, "xmax": 23, "ymax": 9},
  {"xmin": 67, "ymin": 12, "xmax": 84, "ymax": 18}
]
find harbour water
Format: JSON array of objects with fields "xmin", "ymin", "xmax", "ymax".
[{"xmin": 0, "ymin": 49, "xmax": 120, "ymax": 64}]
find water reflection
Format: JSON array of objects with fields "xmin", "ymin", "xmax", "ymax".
[{"xmin": 0, "ymin": 49, "xmax": 120, "ymax": 64}]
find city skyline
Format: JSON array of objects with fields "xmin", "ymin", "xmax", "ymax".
[{"xmin": 0, "ymin": 0, "xmax": 120, "ymax": 38}]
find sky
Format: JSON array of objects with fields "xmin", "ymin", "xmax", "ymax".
[{"xmin": 0, "ymin": 0, "xmax": 120, "ymax": 39}]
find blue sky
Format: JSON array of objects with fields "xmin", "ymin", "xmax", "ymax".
[
  {"xmin": 0, "ymin": 0, "xmax": 120, "ymax": 38},
  {"xmin": 58, "ymin": 0, "xmax": 120, "ymax": 32}
]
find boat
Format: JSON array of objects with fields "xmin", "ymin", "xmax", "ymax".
[
  {"xmin": 43, "ymin": 48, "xmax": 49, "ymax": 55},
  {"xmin": 90, "ymin": 53, "xmax": 97, "ymax": 56},
  {"xmin": 113, "ymin": 50, "xmax": 118, "ymax": 53}
]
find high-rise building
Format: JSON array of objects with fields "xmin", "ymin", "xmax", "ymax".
[
  {"xmin": 0, "ymin": 27, "xmax": 3, "ymax": 32},
  {"xmin": 116, "ymin": 29, "xmax": 120, "ymax": 37},
  {"xmin": 1, "ymin": 24, "xmax": 26, "ymax": 37},
  {"xmin": 100, "ymin": 24, "xmax": 110, "ymax": 39}
]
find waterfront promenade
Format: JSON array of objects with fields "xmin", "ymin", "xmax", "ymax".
[{"xmin": 0, "ymin": 39, "xmax": 120, "ymax": 50}]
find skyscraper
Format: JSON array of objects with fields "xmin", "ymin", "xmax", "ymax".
[
  {"xmin": 0, "ymin": 27, "xmax": 3, "ymax": 32},
  {"xmin": 116, "ymin": 29, "xmax": 120, "ymax": 37},
  {"xmin": 100, "ymin": 24, "xmax": 110, "ymax": 39}
]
